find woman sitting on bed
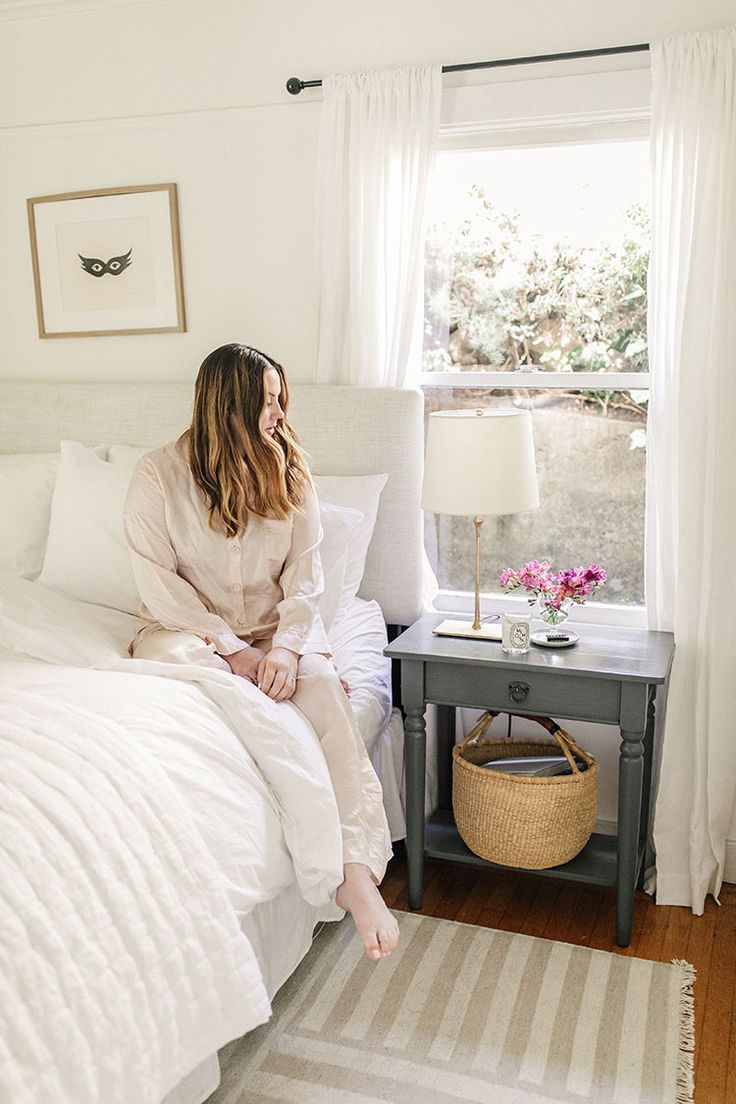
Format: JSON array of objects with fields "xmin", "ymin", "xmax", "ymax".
[{"xmin": 123, "ymin": 342, "xmax": 398, "ymax": 961}]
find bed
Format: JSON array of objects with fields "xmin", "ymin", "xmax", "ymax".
[{"xmin": 0, "ymin": 380, "xmax": 424, "ymax": 1104}]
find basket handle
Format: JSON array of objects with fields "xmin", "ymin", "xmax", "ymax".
[
  {"xmin": 526, "ymin": 714, "xmax": 591, "ymax": 775},
  {"xmin": 458, "ymin": 710, "xmax": 588, "ymax": 778},
  {"xmin": 462, "ymin": 711, "xmax": 494, "ymax": 747}
]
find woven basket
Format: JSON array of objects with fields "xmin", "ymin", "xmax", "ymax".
[{"xmin": 452, "ymin": 711, "xmax": 598, "ymax": 869}]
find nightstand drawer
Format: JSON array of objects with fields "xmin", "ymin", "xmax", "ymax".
[{"xmin": 424, "ymin": 661, "xmax": 621, "ymax": 723}]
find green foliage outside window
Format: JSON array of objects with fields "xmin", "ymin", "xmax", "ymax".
[{"xmin": 424, "ymin": 186, "xmax": 650, "ymax": 418}]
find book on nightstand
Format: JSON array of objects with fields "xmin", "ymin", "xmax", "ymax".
[{"xmin": 479, "ymin": 755, "xmax": 588, "ymax": 776}]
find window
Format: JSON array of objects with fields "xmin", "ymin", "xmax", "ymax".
[{"xmin": 422, "ymin": 138, "xmax": 650, "ymax": 622}]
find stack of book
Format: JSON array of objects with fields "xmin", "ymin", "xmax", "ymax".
[{"xmin": 479, "ymin": 755, "xmax": 588, "ymax": 777}]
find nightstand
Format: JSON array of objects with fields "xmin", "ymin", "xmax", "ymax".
[{"xmin": 385, "ymin": 611, "xmax": 675, "ymax": 947}]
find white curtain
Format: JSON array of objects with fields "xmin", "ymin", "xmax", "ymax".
[
  {"xmin": 315, "ymin": 65, "xmax": 442, "ymax": 388},
  {"xmin": 646, "ymin": 27, "xmax": 736, "ymax": 911}
]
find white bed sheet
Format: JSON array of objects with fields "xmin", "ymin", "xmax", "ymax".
[
  {"xmin": 328, "ymin": 597, "xmax": 407, "ymax": 841},
  {"xmin": 328, "ymin": 597, "xmax": 392, "ymax": 753}
]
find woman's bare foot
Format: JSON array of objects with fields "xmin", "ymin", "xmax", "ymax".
[{"xmin": 335, "ymin": 863, "xmax": 400, "ymax": 961}]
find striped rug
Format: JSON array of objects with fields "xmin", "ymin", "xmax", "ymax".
[{"xmin": 209, "ymin": 911, "xmax": 695, "ymax": 1104}]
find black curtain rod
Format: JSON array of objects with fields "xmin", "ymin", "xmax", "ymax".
[{"xmin": 286, "ymin": 42, "xmax": 649, "ymax": 95}]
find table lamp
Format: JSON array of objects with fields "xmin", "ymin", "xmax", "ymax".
[{"xmin": 421, "ymin": 408, "xmax": 539, "ymax": 639}]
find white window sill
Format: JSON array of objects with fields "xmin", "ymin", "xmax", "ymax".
[
  {"xmin": 421, "ymin": 371, "xmax": 649, "ymax": 390},
  {"xmin": 429, "ymin": 589, "xmax": 647, "ymax": 630}
]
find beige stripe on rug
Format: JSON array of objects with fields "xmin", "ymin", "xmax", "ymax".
[{"xmin": 208, "ymin": 911, "xmax": 695, "ymax": 1104}]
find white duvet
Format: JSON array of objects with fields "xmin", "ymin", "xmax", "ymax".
[{"xmin": 0, "ymin": 574, "xmax": 346, "ymax": 1104}]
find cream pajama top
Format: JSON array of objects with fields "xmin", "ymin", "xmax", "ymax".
[{"xmin": 123, "ymin": 433, "xmax": 330, "ymax": 657}]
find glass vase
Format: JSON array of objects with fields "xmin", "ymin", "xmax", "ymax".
[{"xmin": 537, "ymin": 596, "xmax": 573, "ymax": 627}]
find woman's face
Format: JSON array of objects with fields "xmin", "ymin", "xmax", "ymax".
[{"xmin": 259, "ymin": 367, "xmax": 284, "ymax": 438}]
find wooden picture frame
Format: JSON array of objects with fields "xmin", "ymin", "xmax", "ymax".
[{"xmin": 27, "ymin": 183, "xmax": 186, "ymax": 338}]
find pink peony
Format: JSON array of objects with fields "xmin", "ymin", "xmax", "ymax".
[{"xmin": 499, "ymin": 560, "xmax": 607, "ymax": 607}]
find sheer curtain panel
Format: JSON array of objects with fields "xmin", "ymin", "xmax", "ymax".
[
  {"xmin": 315, "ymin": 66, "xmax": 441, "ymax": 388},
  {"xmin": 646, "ymin": 27, "xmax": 736, "ymax": 911}
]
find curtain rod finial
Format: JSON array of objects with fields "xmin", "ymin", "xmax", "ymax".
[{"xmin": 286, "ymin": 77, "xmax": 304, "ymax": 95}]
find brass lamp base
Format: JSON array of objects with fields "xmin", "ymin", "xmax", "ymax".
[
  {"xmin": 432, "ymin": 618, "xmax": 502, "ymax": 642},
  {"xmin": 432, "ymin": 516, "xmax": 502, "ymax": 642}
]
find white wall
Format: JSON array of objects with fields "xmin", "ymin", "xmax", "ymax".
[
  {"xmin": 1, "ymin": 0, "xmax": 735, "ymax": 382},
  {"xmin": 2, "ymin": 0, "xmax": 735, "ymax": 873}
]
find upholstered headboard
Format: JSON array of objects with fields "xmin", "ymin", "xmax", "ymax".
[{"xmin": 0, "ymin": 380, "xmax": 425, "ymax": 626}]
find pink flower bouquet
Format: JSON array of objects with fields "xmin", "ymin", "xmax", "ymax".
[{"xmin": 499, "ymin": 560, "xmax": 608, "ymax": 626}]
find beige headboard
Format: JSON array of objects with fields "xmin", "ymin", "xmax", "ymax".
[{"xmin": 0, "ymin": 380, "xmax": 425, "ymax": 627}]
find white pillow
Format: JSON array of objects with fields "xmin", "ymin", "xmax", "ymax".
[
  {"xmin": 38, "ymin": 441, "xmax": 140, "ymax": 614},
  {"xmin": 0, "ymin": 454, "xmax": 60, "ymax": 579},
  {"xmin": 0, "ymin": 447, "xmax": 107, "ymax": 580},
  {"xmin": 318, "ymin": 500, "xmax": 363, "ymax": 630},
  {"xmin": 313, "ymin": 473, "xmax": 388, "ymax": 607}
]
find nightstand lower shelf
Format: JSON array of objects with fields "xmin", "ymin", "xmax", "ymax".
[{"xmin": 425, "ymin": 809, "xmax": 647, "ymax": 888}]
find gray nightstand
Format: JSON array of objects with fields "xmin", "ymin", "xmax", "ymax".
[{"xmin": 385, "ymin": 611, "xmax": 675, "ymax": 947}]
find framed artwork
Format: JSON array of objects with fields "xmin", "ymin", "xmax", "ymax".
[{"xmin": 27, "ymin": 183, "xmax": 186, "ymax": 338}]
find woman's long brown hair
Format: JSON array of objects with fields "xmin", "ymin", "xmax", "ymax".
[{"xmin": 189, "ymin": 343, "xmax": 311, "ymax": 536}]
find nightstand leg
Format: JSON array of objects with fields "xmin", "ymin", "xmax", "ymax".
[
  {"xmin": 404, "ymin": 705, "xmax": 427, "ymax": 909},
  {"xmin": 639, "ymin": 693, "xmax": 656, "ymax": 853},
  {"xmin": 617, "ymin": 683, "xmax": 648, "ymax": 946}
]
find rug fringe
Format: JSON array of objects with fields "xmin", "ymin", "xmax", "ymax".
[{"xmin": 671, "ymin": 959, "xmax": 696, "ymax": 1104}]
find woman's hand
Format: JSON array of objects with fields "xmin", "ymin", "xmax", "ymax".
[
  {"xmin": 258, "ymin": 646, "xmax": 299, "ymax": 701},
  {"xmin": 222, "ymin": 646, "xmax": 264, "ymax": 684}
]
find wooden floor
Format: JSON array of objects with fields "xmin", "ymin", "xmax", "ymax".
[{"xmin": 379, "ymin": 845, "xmax": 736, "ymax": 1104}]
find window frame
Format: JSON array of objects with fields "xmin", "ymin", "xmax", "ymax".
[{"xmin": 423, "ymin": 83, "xmax": 651, "ymax": 629}]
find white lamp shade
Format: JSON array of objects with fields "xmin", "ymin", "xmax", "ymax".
[{"xmin": 421, "ymin": 408, "xmax": 539, "ymax": 516}]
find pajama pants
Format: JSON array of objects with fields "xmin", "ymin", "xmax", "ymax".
[{"xmin": 131, "ymin": 626, "xmax": 392, "ymax": 884}]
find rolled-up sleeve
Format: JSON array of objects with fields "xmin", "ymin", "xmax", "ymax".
[
  {"xmin": 272, "ymin": 485, "xmax": 329, "ymax": 655},
  {"xmin": 123, "ymin": 458, "xmax": 246, "ymax": 656}
]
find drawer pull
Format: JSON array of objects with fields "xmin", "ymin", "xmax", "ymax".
[{"xmin": 509, "ymin": 681, "xmax": 530, "ymax": 704}]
